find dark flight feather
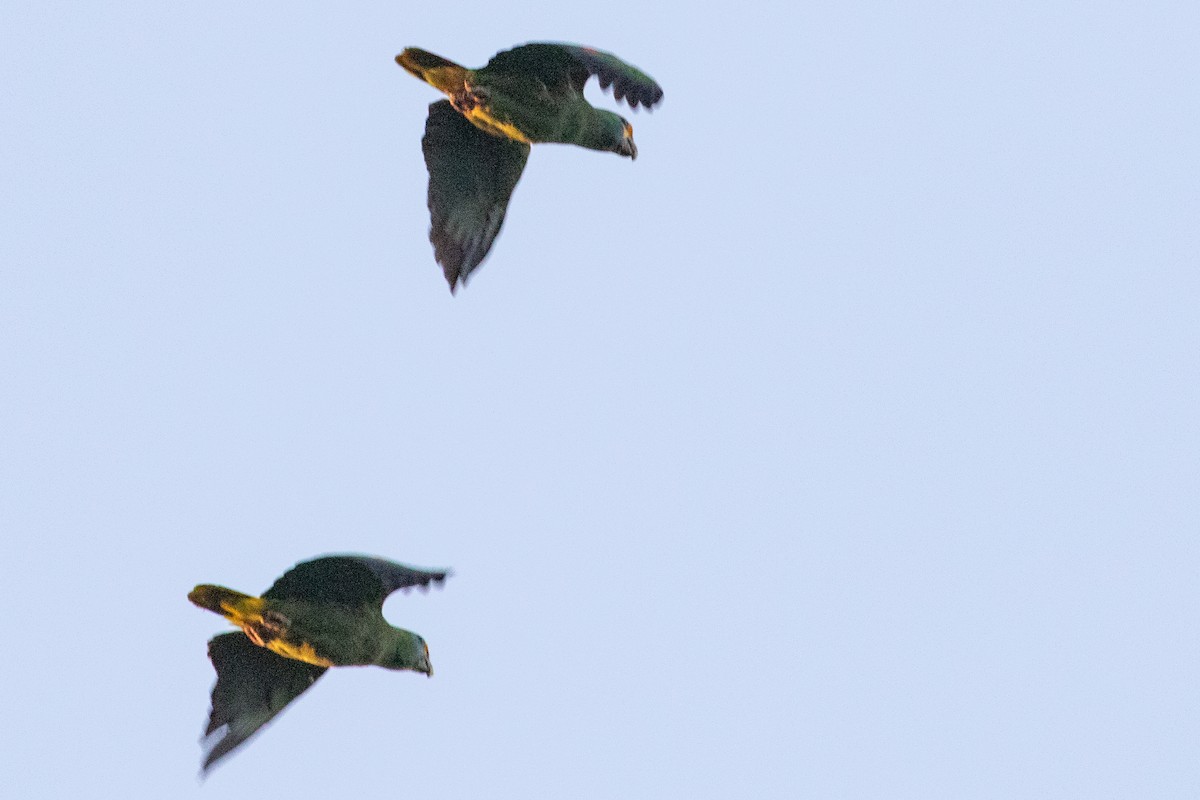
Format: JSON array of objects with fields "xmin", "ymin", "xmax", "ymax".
[
  {"xmin": 264, "ymin": 554, "xmax": 451, "ymax": 608},
  {"xmin": 201, "ymin": 632, "xmax": 326, "ymax": 773},
  {"xmin": 483, "ymin": 43, "xmax": 664, "ymax": 109},
  {"xmin": 421, "ymin": 99, "xmax": 530, "ymax": 292}
]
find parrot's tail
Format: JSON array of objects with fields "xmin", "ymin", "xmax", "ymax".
[
  {"xmin": 395, "ymin": 48, "xmax": 470, "ymax": 95},
  {"xmin": 188, "ymin": 584, "xmax": 265, "ymax": 624}
]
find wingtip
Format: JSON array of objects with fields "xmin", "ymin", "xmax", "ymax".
[
  {"xmin": 199, "ymin": 740, "xmax": 223, "ymax": 778},
  {"xmin": 401, "ymin": 569, "xmax": 452, "ymax": 593}
]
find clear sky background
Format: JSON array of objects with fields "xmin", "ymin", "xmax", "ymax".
[{"xmin": 3, "ymin": 2, "xmax": 1197, "ymax": 797}]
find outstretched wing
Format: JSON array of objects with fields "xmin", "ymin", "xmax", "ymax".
[
  {"xmin": 263, "ymin": 554, "xmax": 451, "ymax": 607},
  {"xmin": 483, "ymin": 43, "xmax": 663, "ymax": 109},
  {"xmin": 201, "ymin": 632, "xmax": 326, "ymax": 774},
  {"xmin": 421, "ymin": 99, "xmax": 530, "ymax": 292}
]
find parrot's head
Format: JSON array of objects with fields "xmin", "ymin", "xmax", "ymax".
[
  {"xmin": 383, "ymin": 630, "xmax": 434, "ymax": 676},
  {"xmin": 595, "ymin": 111, "xmax": 638, "ymax": 160},
  {"xmin": 415, "ymin": 636, "xmax": 433, "ymax": 677}
]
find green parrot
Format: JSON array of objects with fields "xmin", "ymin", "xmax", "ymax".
[
  {"xmin": 188, "ymin": 554, "xmax": 450, "ymax": 773},
  {"xmin": 395, "ymin": 42, "xmax": 664, "ymax": 292}
]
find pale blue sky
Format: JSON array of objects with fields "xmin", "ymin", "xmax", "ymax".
[{"xmin": 3, "ymin": 2, "xmax": 1197, "ymax": 797}]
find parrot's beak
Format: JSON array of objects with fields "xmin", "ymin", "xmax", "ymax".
[{"xmin": 618, "ymin": 120, "xmax": 637, "ymax": 160}]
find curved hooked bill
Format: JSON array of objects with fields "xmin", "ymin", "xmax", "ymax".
[{"xmin": 619, "ymin": 121, "xmax": 637, "ymax": 159}]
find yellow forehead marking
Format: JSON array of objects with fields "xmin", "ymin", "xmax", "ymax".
[{"xmin": 623, "ymin": 122, "xmax": 634, "ymax": 138}]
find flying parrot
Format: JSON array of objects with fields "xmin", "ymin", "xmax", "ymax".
[
  {"xmin": 395, "ymin": 42, "xmax": 664, "ymax": 292},
  {"xmin": 188, "ymin": 554, "xmax": 450, "ymax": 773}
]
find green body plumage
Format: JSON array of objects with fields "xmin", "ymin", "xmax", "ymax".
[
  {"xmin": 190, "ymin": 585, "xmax": 427, "ymax": 668},
  {"xmin": 189, "ymin": 555, "xmax": 449, "ymax": 773},
  {"xmin": 395, "ymin": 42, "xmax": 664, "ymax": 292}
]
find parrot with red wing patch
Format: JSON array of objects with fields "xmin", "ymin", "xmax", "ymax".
[
  {"xmin": 188, "ymin": 554, "xmax": 450, "ymax": 774},
  {"xmin": 396, "ymin": 42, "xmax": 664, "ymax": 292}
]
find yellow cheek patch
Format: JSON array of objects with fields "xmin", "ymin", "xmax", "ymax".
[{"xmin": 266, "ymin": 639, "xmax": 334, "ymax": 668}]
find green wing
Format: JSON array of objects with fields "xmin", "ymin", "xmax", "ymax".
[
  {"xmin": 263, "ymin": 554, "xmax": 450, "ymax": 608},
  {"xmin": 421, "ymin": 99, "xmax": 530, "ymax": 292},
  {"xmin": 201, "ymin": 632, "xmax": 326, "ymax": 773},
  {"xmin": 482, "ymin": 43, "xmax": 664, "ymax": 109}
]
